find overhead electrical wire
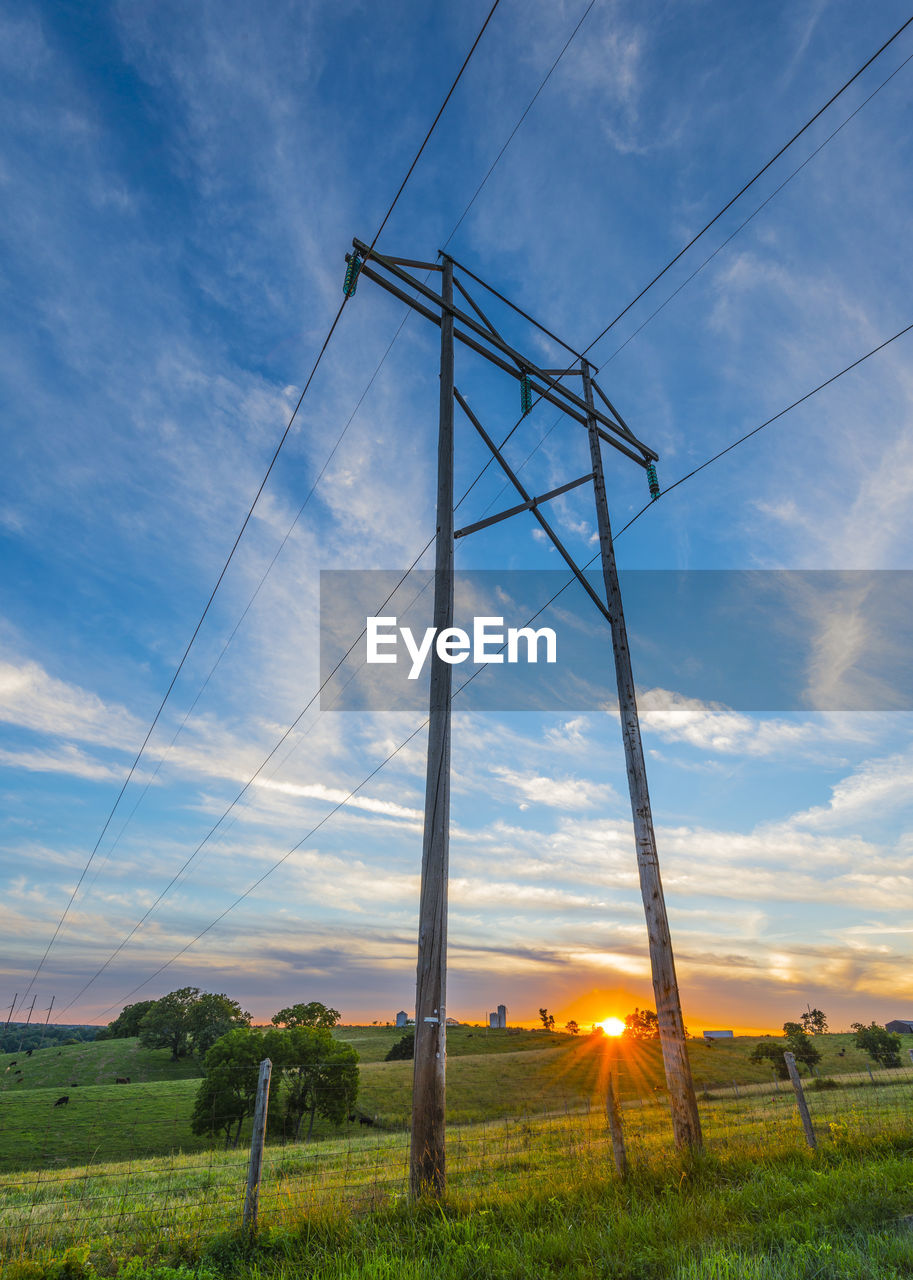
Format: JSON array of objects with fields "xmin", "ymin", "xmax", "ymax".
[
  {"xmin": 56, "ymin": 0, "xmax": 612, "ymax": 1016},
  {"xmin": 476, "ymin": 40, "xmax": 913, "ymax": 523},
  {"xmin": 91, "ymin": 314, "xmax": 913, "ymax": 1018},
  {"xmin": 19, "ymin": 0, "xmax": 503, "ymax": 1015},
  {"xmin": 62, "ymin": 9, "xmax": 913, "ymax": 1015},
  {"xmin": 73, "ymin": 0, "xmax": 604, "ymax": 907}
]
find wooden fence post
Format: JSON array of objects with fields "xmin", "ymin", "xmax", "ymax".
[
  {"xmin": 783, "ymin": 1052, "xmax": 816, "ymax": 1149},
  {"xmin": 909, "ymin": 1048, "xmax": 913, "ymax": 1068},
  {"xmin": 606, "ymin": 1071, "xmax": 628, "ymax": 1178},
  {"xmin": 243, "ymin": 1058, "xmax": 272, "ymax": 1233}
]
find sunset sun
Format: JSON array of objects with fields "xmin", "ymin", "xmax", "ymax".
[{"xmin": 600, "ymin": 1017, "xmax": 625, "ymax": 1037}]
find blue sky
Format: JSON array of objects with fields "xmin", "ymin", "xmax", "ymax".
[{"xmin": 2, "ymin": 0, "xmax": 912, "ymax": 1033}]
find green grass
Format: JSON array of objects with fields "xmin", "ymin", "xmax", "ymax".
[
  {"xmin": 0, "ymin": 1042, "xmax": 201, "ymax": 1094},
  {"xmin": 1, "ymin": 1080, "xmax": 911, "ymax": 1278},
  {"xmin": 3, "ymin": 1033, "xmax": 910, "ymax": 1174}
]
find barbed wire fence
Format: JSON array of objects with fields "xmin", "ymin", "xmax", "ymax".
[{"xmin": 1, "ymin": 1052, "xmax": 911, "ymax": 1263}]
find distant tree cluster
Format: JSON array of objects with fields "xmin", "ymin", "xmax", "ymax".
[
  {"xmin": 623, "ymin": 1008, "xmax": 660, "ymax": 1040},
  {"xmin": 0, "ymin": 1024, "xmax": 97, "ymax": 1054},
  {"xmin": 97, "ymin": 988, "xmax": 251, "ymax": 1060},
  {"xmin": 190, "ymin": 1023, "xmax": 358, "ymax": 1148},
  {"xmin": 385, "ymin": 1033, "xmax": 414, "ymax": 1061},
  {"xmin": 851, "ymin": 1022, "xmax": 902, "ymax": 1068},
  {"xmin": 98, "ymin": 993, "xmax": 343, "ymax": 1064},
  {"xmin": 750, "ymin": 1022, "xmax": 821, "ymax": 1078}
]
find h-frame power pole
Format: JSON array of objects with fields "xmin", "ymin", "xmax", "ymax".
[{"xmin": 343, "ymin": 240, "xmax": 702, "ymax": 1195}]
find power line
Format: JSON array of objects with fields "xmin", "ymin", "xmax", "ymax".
[
  {"xmin": 475, "ymin": 41, "xmax": 913, "ymax": 521},
  {"xmin": 61, "ymin": 11, "xmax": 913, "ymax": 1015},
  {"xmin": 584, "ymin": 10, "xmax": 913, "ymax": 353},
  {"xmin": 614, "ymin": 316, "xmax": 913, "ymax": 538},
  {"xmin": 441, "ymin": 0, "xmax": 599, "ymax": 252},
  {"xmin": 58, "ymin": 541, "xmax": 434, "ymax": 1017},
  {"xmin": 20, "ymin": 0, "xmax": 502, "ymax": 1015},
  {"xmin": 76, "ymin": 0, "xmax": 599, "ymax": 911},
  {"xmin": 91, "ymin": 311, "xmax": 913, "ymax": 1016}
]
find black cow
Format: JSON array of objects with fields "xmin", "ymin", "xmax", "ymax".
[
  {"xmin": 358, "ymin": 1115, "xmax": 374, "ymax": 1127},
  {"xmin": 25, "ymin": 1048, "xmax": 33, "ymax": 1057},
  {"xmin": 54, "ymin": 1095, "xmax": 69, "ymax": 1107},
  {"xmin": 115, "ymin": 1077, "xmax": 131, "ymax": 1084}
]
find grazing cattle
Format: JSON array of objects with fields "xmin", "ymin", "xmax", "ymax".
[
  {"xmin": 54, "ymin": 1095, "xmax": 69, "ymax": 1107},
  {"xmin": 358, "ymin": 1115, "xmax": 374, "ymax": 1127},
  {"xmin": 26, "ymin": 1048, "xmax": 33, "ymax": 1057},
  {"xmin": 9, "ymin": 1061, "xmax": 16, "ymax": 1067},
  {"xmin": 115, "ymin": 1077, "xmax": 130, "ymax": 1084}
]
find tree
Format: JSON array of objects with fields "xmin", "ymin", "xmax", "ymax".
[
  {"xmin": 271, "ymin": 1002, "xmax": 341, "ymax": 1030},
  {"xmin": 97, "ymin": 1000, "xmax": 157, "ymax": 1040},
  {"xmin": 751, "ymin": 1023, "xmax": 821, "ymax": 1079},
  {"xmin": 538, "ymin": 1008, "xmax": 555, "ymax": 1032},
  {"xmin": 623, "ymin": 1008, "xmax": 660, "ymax": 1040},
  {"xmin": 190, "ymin": 1027, "xmax": 268, "ymax": 1149},
  {"xmin": 264, "ymin": 1026, "xmax": 359, "ymax": 1141},
  {"xmin": 851, "ymin": 1022, "xmax": 902, "ymax": 1068},
  {"xmin": 187, "ymin": 992, "xmax": 251, "ymax": 1057},
  {"xmin": 139, "ymin": 987, "xmax": 200, "ymax": 1060},
  {"xmin": 565, "ymin": 1021, "xmax": 580, "ymax": 1036},
  {"xmin": 799, "ymin": 1007, "xmax": 828, "ymax": 1035},
  {"xmin": 385, "ymin": 1032, "xmax": 414, "ymax": 1061}
]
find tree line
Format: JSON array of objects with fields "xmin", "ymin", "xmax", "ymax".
[{"xmin": 100, "ymin": 992, "xmax": 358, "ymax": 1147}]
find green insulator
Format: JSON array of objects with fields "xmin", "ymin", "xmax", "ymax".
[
  {"xmin": 520, "ymin": 373, "xmax": 533, "ymax": 416},
  {"xmin": 646, "ymin": 461, "xmax": 660, "ymax": 500},
  {"xmin": 343, "ymin": 253, "xmax": 362, "ymax": 298}
]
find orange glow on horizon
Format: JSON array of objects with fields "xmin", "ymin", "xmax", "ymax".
[{"xmin": 600, "ymin": 1016, "xmax": 625, "ymax": 1036}]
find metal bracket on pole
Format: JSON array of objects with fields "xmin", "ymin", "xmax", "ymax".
[{"xmin": 455, "ymin": 473, "xmax": 595, "ymax": 539}]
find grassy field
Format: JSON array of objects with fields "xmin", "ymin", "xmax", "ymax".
[
  {"xmin": 2, "ymin": 1031, "xmax": 910, "ymax": 1174},
  {"xmin": 0, "ymin": 1041, "xmax": 202, "ymax": 1093},
  {"xmin": 1, "ymin": 1078, "xmax": 911, "ymax": 1278}
]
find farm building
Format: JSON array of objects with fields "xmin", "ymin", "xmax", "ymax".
[
  {"xmin": 395, "ymin": 1011, "xmax": 409, "ymax": 1028},
  {"xmin": 885, "ymin": 1019, "xmax": 913, "ymax": 1034},
  {"xmin": 703, "ymin": 1029, "xmax": 734, "ymax": 1041}
]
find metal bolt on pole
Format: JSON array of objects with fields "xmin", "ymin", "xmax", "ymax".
[
  {"xmin": 582, "ymin": 359, "xmax": 702, "ymax": 1152},
  {"xmin": 243, "ymin": 1058, "xmax": 272, "ymax": 1233},
  {"xmin": 410, "ymin": 254, "xmax": 455, "ymax": 1199}
]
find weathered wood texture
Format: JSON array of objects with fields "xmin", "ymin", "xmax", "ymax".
[
  {"xmin": 606, "ymin": 1069, "xmax": 628, "ymax": 1177},
  {"xmin": 410, "ymin": 256, "xmax": 455, "ymax": 1199},
  {"xmin": 582, "ymin": 359, "xmax": 702, "ymax": 1152},
  {"xmin": 783, "ymin": 1051, "xmax": 817, "ymax": 1148},
  {"xmin": 242, "ymin": 1058, "xmax": 272, "ymax": 1232}
]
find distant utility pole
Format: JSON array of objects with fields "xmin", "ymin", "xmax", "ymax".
[
  {"xmin": 17, "ymin": 994, "xmax": 37, "ymax": 1053},
  {"xmin": 38, "ymin": 995, "xmax": 55, "ymax": 1049},
  {"xmin": 345, "ymin": 239, "xmax": 702, "ymax": 1191}
]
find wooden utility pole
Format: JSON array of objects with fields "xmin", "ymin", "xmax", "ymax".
[
  {"xmin": 38, "ymin": 995, "xmax": 55, "ymax": 1049},
  {"xmin": 17, "ymin": 994, "xmax": 37, "ymax": 1054},
  {"xmin": 582, "ymin": 359, "xmax": 702, "ymax": 1152},
  {"xmin": 349, "ymin": 238, "xmax": 701, "ymax": 1176},
  {"xmin": 410, "ymin": 254, "xmax": 455, "ymax": 1198}
]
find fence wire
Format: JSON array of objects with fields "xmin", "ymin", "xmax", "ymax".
[{"xmin": 1, "ymin": 1060, "xmax": 911, "ymax": 1262}]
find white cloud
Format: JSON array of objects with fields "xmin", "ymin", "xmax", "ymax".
[{"xmin": 0, "ymin": 657, "xmax": 141, "ymax": 751}]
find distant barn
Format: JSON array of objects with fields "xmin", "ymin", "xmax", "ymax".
[
  {"xmin": 703, "ymin": 1030, "xmax": 734, "ymax": 1041},
  {"xmin": 885, "ymin": 1019, "xmax": 913, "ymax": 1034},
  {"xmin": 395, "ymin": 1011, "xmax": 408, "ymax": 1028}
]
